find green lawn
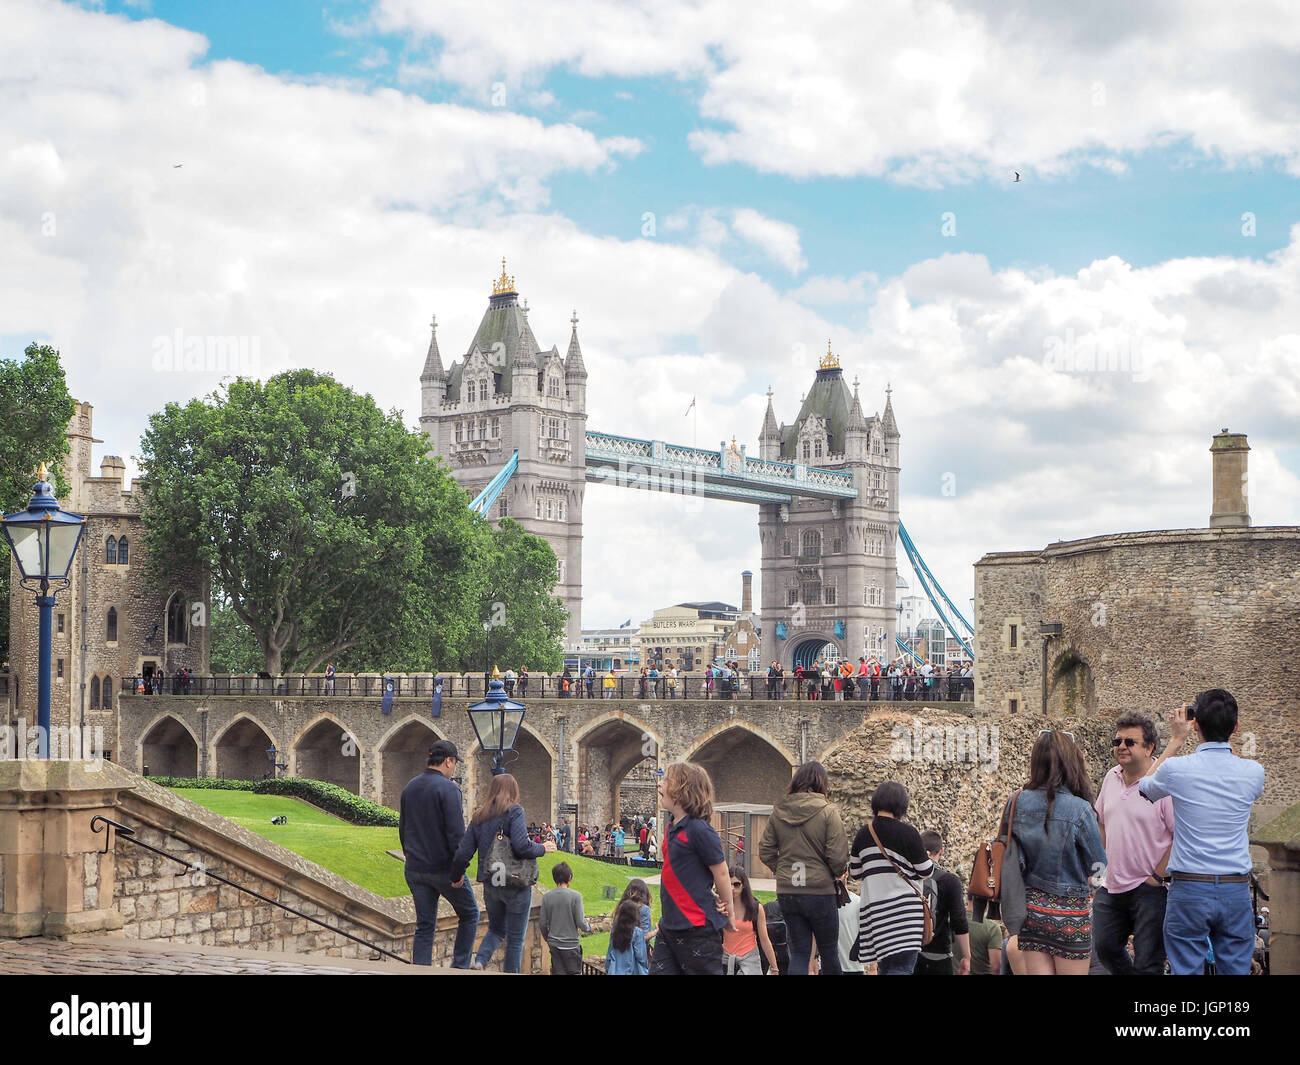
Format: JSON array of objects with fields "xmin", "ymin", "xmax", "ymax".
[{"xmin": 170, "ymin": 788, "xmax": 679, "ymax": 958}]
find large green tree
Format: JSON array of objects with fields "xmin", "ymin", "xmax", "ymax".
[
  {"xmin": 0, "ymin": 344, "xmax": 77, "ymax": 663},
  {"xmin": 468, "ymin": 518, "xmax": 567, "ymax": 674},
  {"xmin": 139, "ymin": 370, "xmax": 484, "ymax": 674}
]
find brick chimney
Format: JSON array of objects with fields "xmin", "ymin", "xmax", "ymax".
[
  {"xmin": 741, "ymin": 570, "xmax": 753, "ymax": 614},
  {"xmin": 1209, "ymin": 430, "xmax": 1250, "ymax": 528}
]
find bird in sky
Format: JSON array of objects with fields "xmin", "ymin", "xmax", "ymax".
[
  {"xmin": 173, "ymin": 164, "xmax": 183, "ymax": 168},
  {"xmin": 1014, "ymin": 171, "xmax": 1020, "ymax": 182}
]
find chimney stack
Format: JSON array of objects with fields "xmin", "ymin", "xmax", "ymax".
[
  {"xmin": 741, "ymin": 570, "xmax": 753, "ymax": 614},
  {"xmin": 1209, "ymin": 430, "xmax": 1250, "ymax": 528}
]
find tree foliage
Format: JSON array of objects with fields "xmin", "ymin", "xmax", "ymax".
[
  {"xmin": 139, "ymin": 370, "xmax": 485, "ymax": 674},
  {"xmin": 469, "ymin": 518, "xmax": 567, "ymax": 674},
  {"xmin": 0, "ymin": 343, "xmax": 77, "ymax": 664}
]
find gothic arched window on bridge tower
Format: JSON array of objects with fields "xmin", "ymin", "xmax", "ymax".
[
  {"xmin": 814, "ymin": 440, "xmax": 823, "ymax": 459},
  {"xmin": 801, "ymin": 440, "xmax": 810, "ymax": 461},
  {"xmin": 548, "ymin": 375, "xmax": 561, "ymax": 398},
  {"xmin": 801, "ymin": 530, "xmax": 821, "ymax": 558},
  {"xmin": 491, "ymin": 417, "xmax": 500, "ymax": 439},
  {"xmin": 781, "ymin": 539, "xmax": 791, "ymax": 556},
  {"xmin": 105, "ymin": 536, "xmax": 117, "ymax": 565}
]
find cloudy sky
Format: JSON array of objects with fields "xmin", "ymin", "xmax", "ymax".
[{"xmin": 3, "ymin": 0, "xmax": 1299, "ymax": 634}]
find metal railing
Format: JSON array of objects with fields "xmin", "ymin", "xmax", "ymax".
[
  {"xmin": 121, "ymin": 673, "xmax": 975, "ymax": 703},
  {"xmin": 90, "ymin": 813, "xmax": 408, "ymax": 964}
]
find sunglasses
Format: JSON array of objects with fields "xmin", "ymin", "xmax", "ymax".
[
  {"xmin": 1040, "ymin": 729, "xmax": 1076, "ymax": 741},
  {"xmin": 1112, "ymin": 737, "xmax": 1144, "ymax": 748}
]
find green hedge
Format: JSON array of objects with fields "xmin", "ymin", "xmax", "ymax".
[{"xmin": 151, "ymin": 776, "xmax": 399, "ymax": 827}]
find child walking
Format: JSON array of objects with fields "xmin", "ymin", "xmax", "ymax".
[{"xmin": 539, "ymin": 861, "xmax": 590, "ymax": 974}]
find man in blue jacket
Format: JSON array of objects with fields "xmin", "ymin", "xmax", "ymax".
[{"xmin": 400, "ymin": 740, "xmax": 479, "ymax": 966}]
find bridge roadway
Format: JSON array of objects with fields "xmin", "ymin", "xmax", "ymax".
[{"xmin": 119, "ymin": 690, "xmax": 976, "ymax": 831}]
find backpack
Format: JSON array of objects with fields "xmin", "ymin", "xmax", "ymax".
[
  {"xmin": 921, "ymin": 868, "xmax": 942, "ymax": 946},
  {"xmin": 761, "ymin": 900, "xmax": 789, "ymax": 975}
]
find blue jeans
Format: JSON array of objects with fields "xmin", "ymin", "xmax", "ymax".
[
  {"xmin": 405, "ymin": 870, "xmax": 479, "ymax": 968},
  {"xmin": 476, "ymin": 883, "xmax": 533, "ymax": 973},
  {"xmin": 1094, "ymin": 884, "xmax": 1167, "ymax": 975},
  {"xmin": 1164, "ymin": 878, "xmax": 1254, "ymax": 975},
  {"xmin": 877, "ymin": 949, "xmax": 919, "ymax": 975},
  {"xmin": 778, "ymin": 893, "xmax": 842, "ymax": 975}
]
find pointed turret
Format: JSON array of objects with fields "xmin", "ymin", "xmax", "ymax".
[
  {"xmin": 420, "ymin": 314, "xmax": 447, "ymax": 416},
  {"xmin": 758, "ymin": 387, "xmax": 781, "ymax": 460},
  {"xmin": 565, "ymin": 309, "xmax": 587, "ymax": 380},
  {"xmin": 844, "ymin": 376, "xmax": 869, "ymax": 462},
  {"xmin": 846, "ymin": 377, "xmax": 868, "ymax": 432},
  {"xmin": 882, "ymin": 382, "xmax": 899, "ymax": 437}
]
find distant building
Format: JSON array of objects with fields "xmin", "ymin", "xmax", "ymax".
[
  {"xmin": 720, "ymin": 571, "xmax": 763, "ymax": 671},
  {"xmin": 639, "ymin": 600, "xmax": 739, "ymax": 671},
  {"xmin": 575, "ymin": 627, "xmax": 639, "ymax": 671}
]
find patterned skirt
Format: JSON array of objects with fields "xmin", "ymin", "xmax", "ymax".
[{"xmin": 1018, "ymin": 888, "xmax": 1092, "ymax": 960}]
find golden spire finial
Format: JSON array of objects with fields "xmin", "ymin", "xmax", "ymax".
[
  {"xmin": 492, "ymin": 257, "xmax": 516, "ymax": 295},
  {"xmin": 37, "ymin": 461, "xmax": 49, "ymax": 482},
  {"xmin": 819, "ymin": 339, "xmax": 840, "ymax": 370}
]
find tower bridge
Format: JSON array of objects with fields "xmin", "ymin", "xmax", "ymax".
[{"xmin": 421, "ymin": 262, "xmax": 964, "ymax": 670}]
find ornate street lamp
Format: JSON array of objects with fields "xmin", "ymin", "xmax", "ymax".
[
  {"xmin": 1, "ymin": 464, "xmax": 86, "ymax": 748},
  {"xmin": 467, "ymin": 679, "xmax": 525, "ymax": 776}
]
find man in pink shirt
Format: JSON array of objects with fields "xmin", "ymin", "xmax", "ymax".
[{"xmin": 1094, "ymin": 711, "xmax": 1175, "ymax": 974}]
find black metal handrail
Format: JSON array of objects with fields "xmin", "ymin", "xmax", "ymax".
[
  {"xmin": 90, "ymin": 814, "xmax": 408, "ymax": 964},
  {"xmin": 120, "ymin": 672, "xmax": 975, "ymax": 703}
]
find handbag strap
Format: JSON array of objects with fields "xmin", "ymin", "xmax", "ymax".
[
  {"xmin": 868, "ymin": 820, "xmax": 931, "ymax": 918},
  {"xmin": 1000, "ymin": 789, "xmax": 1021, "ymax": 843}
]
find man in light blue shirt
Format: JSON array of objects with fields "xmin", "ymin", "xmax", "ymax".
[{"xmin": 1139, "ymin": 689, "xmax": 1264, "ymax": 975}]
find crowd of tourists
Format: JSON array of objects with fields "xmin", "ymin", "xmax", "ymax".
[
  {"xmin": 525, "ymin": 817, "xmax": 659, "ymax": 860},
  {"xmin": 398, "ymin": 687, "xmax": 1265, "ymax": 975}
]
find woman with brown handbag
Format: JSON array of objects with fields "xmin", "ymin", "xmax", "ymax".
[{"xmin": 849, "ymin": 781, "xmax": 934, "ymax": 975}]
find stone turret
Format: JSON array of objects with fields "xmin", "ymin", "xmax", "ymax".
[
  {"xmin": 564, "ymin": 310, "xmax": 587, "ymax": 411},
  {"xmin": 844, "ymin": 377, "xmax": 869, "ymax": 462},
  {"xmin": 759, "ymin": 387, "xmax": 781, "ymax": 461},
  {"xmin": 419, "ymin": 315, "xmax": 446, "ymax": 417}
]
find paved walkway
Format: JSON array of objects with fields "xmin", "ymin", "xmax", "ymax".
[{"xmin": 0, "ymin": 936, "xmax": 447, "ymax": 975}]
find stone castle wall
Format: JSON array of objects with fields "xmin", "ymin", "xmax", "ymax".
[{"xmin": 975, "ymin": 527, "xmax": 1300, "ymax": 812}]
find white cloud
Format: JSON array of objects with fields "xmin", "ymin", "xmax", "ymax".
[
  {"xmin": 3, "ymin": 0, "xmax": 1299, "ymax": 639},
  {"xmin": 731, "ymin": 208, "xmax": 807, "ymax": 274},
  {"xmin": 373, "ymin": 0, "xmax": 1300, "ymax": 182}
]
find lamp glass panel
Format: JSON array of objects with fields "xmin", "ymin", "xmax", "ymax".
[
  {"xmin": 501, "ymin": 709, "xmax": 525, "ymax": 750},
  {"xmin": 469, "ymin": 707, "xmax": 503, "ymax": 752},
  {"xmin": 5, "ymin": 525, "xmax": 44, "ymax": 578},
  {"xmin": 46, "ymin": 522, "xmax": 83, "ymax": 579}
]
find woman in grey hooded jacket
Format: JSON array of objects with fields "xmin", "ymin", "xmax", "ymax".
[{"xmin": 759, "ymin": 761, "xmax": 850, "ymax": 974}]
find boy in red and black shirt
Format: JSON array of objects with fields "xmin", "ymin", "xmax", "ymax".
[{"xmin": 651, "ymin": 762, "xmax": 735, "ymax": 975}]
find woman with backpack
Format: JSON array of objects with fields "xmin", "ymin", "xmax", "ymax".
[
  {"xmin": 450, "ymin": 773, "xmax": 546, "ymax": 973},
  {"xmin": 759, "ymin": 761, "xmax": 850, "ymax": 975},
  {"xmin": 1010, "ymin": 730, "xmax": 1107, "ymax": 975},
  {"xmin": 722, "ymin": 864, "xmax": 780, "ymax": 974}
]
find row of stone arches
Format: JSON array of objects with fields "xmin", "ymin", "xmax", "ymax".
[{"xmin": 139, "ymin": 709, "xmax": 812, "ymax": 823}]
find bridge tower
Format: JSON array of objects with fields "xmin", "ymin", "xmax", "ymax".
[
  {"xmin": 758, "ymin": 344, "xmax": 900, "ymax": 670},
  {"xmin": 419, "ymin": 261, "xmax": 585, "ymax": 648}
]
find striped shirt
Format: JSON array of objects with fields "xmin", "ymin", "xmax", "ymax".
[{"xmin": 849, "ymin": 816, "xmax": 933, "ymax": 963}]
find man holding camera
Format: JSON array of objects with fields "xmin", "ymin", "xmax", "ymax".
[{"xmin": 1139, "ymin": 689, "xmax": 1264, "ymax": 975}]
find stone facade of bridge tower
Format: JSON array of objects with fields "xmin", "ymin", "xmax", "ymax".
[
  {"xmin": 418, "ymin": 262, "xmax": 585, "ymax": 648},
  {"xmin": 758, "ymin": 345, "xmax": 901, "ymax": 669}
]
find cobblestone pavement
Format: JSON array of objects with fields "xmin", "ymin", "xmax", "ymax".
[{"xmin": 0, "ymin": 936, "xmax": 436, "ymax": 975}]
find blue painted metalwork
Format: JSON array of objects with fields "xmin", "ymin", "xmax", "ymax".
[
  {"xmin": 897, "ymin": 522, "xmax": 975, "ymax": 659},
  {"xmin": 469, "ymin": 449, "xmax": 519, "ymax": 516}
]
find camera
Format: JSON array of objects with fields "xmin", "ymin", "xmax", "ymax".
[{"xmin": 1184, "ymin": 701, "xmax": 1197, "ymax": 720}]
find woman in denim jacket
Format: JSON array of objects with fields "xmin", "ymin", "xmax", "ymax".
[{"xmin": 1008, "ymin": 730, "xmax": 1107, "ymax": 975}]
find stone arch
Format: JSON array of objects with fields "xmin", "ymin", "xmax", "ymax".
[
  {"xmin": 291, "ymin": 714, "xmax": 362, "ymax": 794},
  {"xmin": 468, "ymin": 722, "xmax": 555, "ymax": 829},
  {"xmin": 684, "ymin": 721, "xmax": 797, "ymax": 807},
  {"xmin": 790, "ymin": 633, "xmax": 838, "ymax": 670},
  {"xmin": 213, "ymin": 715, "xmax": 276, "ymax": 781},
  {"xmin": 1048, "ymin": 648, "xmax": 1097, "ymax": 717},
  {"xmin": 376, "ymin": 716, "xmax": 448, "ymax": 810},
  {"xmin": 138, "ymin": 713, "xmax": 199, "ymax": 778},
  {"xmin": 572, "ymin": 711, "xmax": 665, "ymax": 829}
]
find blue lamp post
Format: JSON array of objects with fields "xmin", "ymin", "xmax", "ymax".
[
  {"xmin": 1, "ymin": 463, "xmax": 86, "ymax": 750},
  {"xmin": 467, "ymin": 679, "xmax": 526, "ymax": 776}
]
